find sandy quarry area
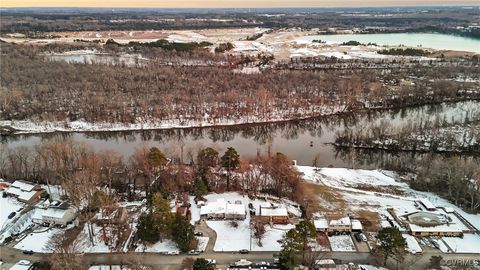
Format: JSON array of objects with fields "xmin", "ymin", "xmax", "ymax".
[{"xmin": 3, "ymin": 28, "xmax": 473, "ymax": 60}]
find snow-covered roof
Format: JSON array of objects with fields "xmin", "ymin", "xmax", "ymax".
[
  {"xmin": 403, "ymin": 234, "xmax": 423, "ymax": 254},
  {"xmin": 88, "ymin": 266, "xmax": 125, "ymax": 270},
  {"xmin": 43, "ymin": 208, "xmax": 71, "ymax": 219},
  {"xmin": 200, "ymin": 199, "xmax": 226, "ymax": 215},
  {"xmin": 316, "ymin": 259, "xmax": 335, "ymax": 265},
  {"xmin": 11, "ymin": 180, "xmax": 37, "ymax": 192},
  {"xmin": 259, "ymin": 206, "xmax": 288, "ymax": 217},
  {"xmin": 10, "ymin": 260, "xmax": 32, "ymax": 270},
  {"xmin": 419, "ymin": 199, "xmax": 436, "ymax": 210},
  {"xmin": 351, "ymin": 219, "xmax": 363, "ymax": 230},
  {"xmin": 200, "ymin": 198, "xmax": 245, "ymax": 216},
  {"xmin": 226, "ymin": 203, "xmax": 245, "ymax": 215},
  {"xmin": 380, "ymin": 220, "xmax": 392, "ymax": 228},
  {"xmin": 443, "ymin": 207, "xmax": 454, "ymax": 213},
  {"xmin": 314, "ymin": 218, "xmax": 329, "ymax": 229},
  {"xmin": 408, "ymin": 222, "xmax": 462, "ymax": 233},
  {"xmin": 5, "ymin": 186, "xmax": 39, "ymax": 202},
  {"xmin": 329, "ymin": 216, "xmax": 351, "ymax": 226}
]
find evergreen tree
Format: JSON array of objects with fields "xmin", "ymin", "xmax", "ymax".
[
  {"xmin": 192, "ymin": 258, "xmax": 214, "ymax": 270},
  {"xmin": 279, "ymin": 220, "xmax": 316, "ymax": 270},
  {"xmin": 376, "ymin": 227, "xmax": 406, "ymax": 266},
  {"xmin": 172, "ymin": 214, "xmax": 195, "ymax": 252},
  {"xmin": 221, "ymin": 147, "xmax": 240, "ymax": 191},
  {"xmin": 136, "ymin": 213, "xmax": 160, "ymax": 243}
]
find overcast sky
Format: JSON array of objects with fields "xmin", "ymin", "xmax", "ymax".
[{"xmin": 2, "ymin": 0, "xmax": 479, "ymax": 8}]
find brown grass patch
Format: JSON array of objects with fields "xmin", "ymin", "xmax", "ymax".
[
  {"xmin": 297, "ymin": 181, "xmax": 346, "ymax": 216},
  {"xmin": 354, "ymin": 210, "xmax": 381, "ymax": 231}
]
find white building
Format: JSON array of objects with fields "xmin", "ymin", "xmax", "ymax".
[
  {"xmin": 33, "ymin": 202, "xmax": 76, "ymax": 226},
  {"xmin": 200, "ymin": 198, "xmax": 246, "ymax": 220}
]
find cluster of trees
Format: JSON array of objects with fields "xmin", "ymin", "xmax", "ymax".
[
  {"xmin": 2, "ymin": 42, "xmax": 479, "ymax": 127},
  {"xmin": 0, "ymin": 138, "xmax": 303, "ymax": 202},
  {"xmin": 334, "ymin": 109, "xmax": 480, "ymax": 153},
  {"xmin": 106, "ymin": 38, "xmax": 213, "ymax": 52},
  {"xmin": 137, "ymin": 193, "xmax": 195, "ymax": 251},
  {"xmin": 379, "ymin": 48, "xmax": 430, "ymax": 56},
  {"xmin": 278, "ymin": 220, "xmax": 326, "ymax": 270}
]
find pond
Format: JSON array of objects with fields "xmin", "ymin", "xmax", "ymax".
[{"xmin": 296, "ymin": 33, "xmax": 480, "ymax": 53}]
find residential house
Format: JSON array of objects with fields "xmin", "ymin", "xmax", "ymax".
[
  {"xmin": 33, "ymin": 202, "xmax": 76, "ymax": 226},
  {"xmin": 4, "ymin": 180, "xmax": 44, "ymax": 204},
  {"xmin": 259, "ymin": 205, "xmax": 289, "ymax": 224},
  {"xmin": 314, "ymin": 218, "xmax": 329, "ymax": 233},
  {"xmin": 200, "ymin": 198, "xmax": 246, "ymax": 220},
  {"xmin": 328, "ymin": 216, "xmax": 352, "ymax": 233}
]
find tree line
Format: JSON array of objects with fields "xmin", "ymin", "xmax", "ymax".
[{"xmin": 1, "ymin": 42, "xmax": 479, "ymax": 128}]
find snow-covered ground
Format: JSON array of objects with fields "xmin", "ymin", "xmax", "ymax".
[
  {"xmin": 207, "ymin": 219, "xmax": 250, "ymax": 251},
  {"xmin": 135, "ymin": 239, "xmax": 179, "ymax": 253},
  {"xmin": 76, "ymin": 223, "xmax": 116, "ymax": 253},
  {"xmin": 196, "ymin": 236, "xmax": 209, "ymax": 252},
  {"xmin": 202, "ymin": 192, "xmax": 296, "ymax": 252},
  {"xmin": 328, "ymin": 235, "xmax": 356, "ymax": 252},
  {"xmin": 14, "ymin": 228, "xmax": 63, "ymax": 252},
  {"xmin": 0, "ymin": 193, "xmax": 25, "ymax": 229},
  {"xmin": 189, "ymin": 196, "xmax": 201, "ymax": 225},
  {"xmin": 441, "ymin": 234, "xmax": 480, "ymax": 253},
  {"xmin": 0, "ymin": 104, "xmax": 348, "ymax": 134},
  {"xmin": 296, "ymin": 165, "xmax": 480, "ymax": 232}
]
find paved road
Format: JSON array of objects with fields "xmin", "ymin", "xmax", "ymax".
[{"xmin": 2, "ymin": 245, "xmax": 479, "ymax": 270}]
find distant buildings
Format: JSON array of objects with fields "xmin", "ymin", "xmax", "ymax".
[{"xmin": 4, "ymin": 180, "xmax": 44, "ymax": 204}]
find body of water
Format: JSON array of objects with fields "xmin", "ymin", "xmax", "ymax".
[
  {"xmin": 2, "ymin": 101, "xmax": 477, "ymax": 168},
  {"xmin": 298, "ymin": 33, "xmax": 480, "ymax": 53}
]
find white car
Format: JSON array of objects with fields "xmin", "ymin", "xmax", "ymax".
[
  {"xmin": 166, "ymin": 251, "xmax": 180, "ymax": 255},
  {"xmin": 205, "ymin": 259, "xmax": 216, "ymax": 265}
]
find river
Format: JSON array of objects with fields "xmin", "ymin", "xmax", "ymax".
[
  {"xmin": 1, "ymin": 101, "xmax": 477, "ymax": 168},
  {"xmin": 296, "ymin": 33, "xmax": 480, "ymax": 53}
]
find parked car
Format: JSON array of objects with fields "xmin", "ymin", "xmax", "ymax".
[
  {"xmin": 354, "ymin": 232, "xmax": 367, "ymax": 242},
  {"xmin": 194, "ymin": 231, "xmax": 203, "ymax": 236},
  {"xmin": 166, "ymin": 251, "xmax": 180, "ymax": 255},
  {"xmin": 22, "ymin": 250, "xmax": 34, "ymax": 255},
  {"xmin": 187, "ymin": 250, "xmax": 201, "ymax": 255},
  {"xmin": 239, "ymin": 249, "xmax": 249, "ymax": 254},
  {"xmin": 8, "ymin": 212, "xmax": 16, "ymax": 219},
  {"xmin": 205, "ymin": 259, "xmax": 216, "ymax": 265}
]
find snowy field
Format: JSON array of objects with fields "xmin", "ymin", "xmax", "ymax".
[
  {"xmin": 328, "ymin": 235, "xmax": 356, "ymax": 252},
  {"xmin": 296, "ymin": 166, "xmax": 480, "ymax": 232},
  {"xmin": 0, "ymin": 193, "xmax": 24, "ymax": 229},
  {"xmin": 207, "ymin": 219, "xmax": 250, "ymax": 251},
  {"xmin": 441, "ymin": 234, "xmax": 480, "ymax": 253},
  {"xmin": 14, "ymin": 228, "xmax": 63, "ymax": 252},
  {"xmin": 135, "ymin": 239, "xmax": 179, "ymax": 253}
]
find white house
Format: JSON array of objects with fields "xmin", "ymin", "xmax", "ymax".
[
  {"xmin": 200, "ymin": 198, "xmax": 246, "ymax": 220},
  {"xmin": 33, "ymin": 202, "xmax": 76, "ymax": 226}
]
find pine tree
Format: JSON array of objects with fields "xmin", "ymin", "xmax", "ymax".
[{"xmin": 171, "ymin": 214, "xmax": 195, "ymax": 252}]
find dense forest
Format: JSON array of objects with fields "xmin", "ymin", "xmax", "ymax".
[{"xmin": 1, "ymin": 42, "xmax": 479, "ymax": 129}]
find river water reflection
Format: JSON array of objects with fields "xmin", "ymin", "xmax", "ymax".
[{"xmin": 1, "ymin": 101, "xmax": 478, "ymax": 167}]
